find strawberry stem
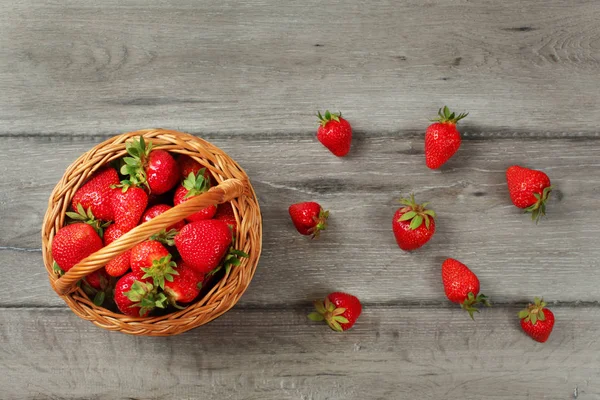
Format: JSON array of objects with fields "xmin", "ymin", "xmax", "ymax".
[
  {"xmin": 397, "ymin": 194, "xmax": 436, "ymax": 231},
  {"xmin": 518, "ymin": 297, "xmax": 547, "ymax": 325},
  {"xmin": 524, "ymin": 186, "xmax": 553, "ymax": 224},
  {"xmin": 309, "ymin": 208, "xmax": 330, "ymax": 239},
  {"xmin": 431, "ymin": 105, "xmax": 468, "ymax": 124},
  {"xmin": 460, "ymin": 292, "xmax": 491, "ymax": 320},
  {"xmin": 317, "ymin": 110, "xmax": 342, "ymax": 127}
]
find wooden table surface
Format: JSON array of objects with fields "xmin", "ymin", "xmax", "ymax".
[{"xmin": 2, "ymin": 1, "xmax": 600, "ymax": 399}]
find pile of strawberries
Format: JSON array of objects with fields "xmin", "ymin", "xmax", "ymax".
[
  {"xmin": 298, "ymin": 108, "xmax": 555, "ymax": 342},
  {"xmin": 51, "ymin": 137, "xmax": 246, "ymax": 317}
]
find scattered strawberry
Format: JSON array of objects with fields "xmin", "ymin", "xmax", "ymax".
[
  {"xmin": 120, "ymin": 136, "xmax": 179, "ymax": 194},
  {"xmin": 506, "ymin": 165, "xmax": 553, "ymax": 223},
  {"xmin": 52, "ymin": 223, "xmax": 103, "ymax": 272},
  {"xmin": 164, "ymin": 261, "xmax": 204, "ymax": 304},
  {"xmin": 71, "ymin": 167, "xmax": 119, "ymax": 221},
  {"xmin": 111, "ymin": 185, "xmax": 148, "ymax": 232},
  {"xmin": 214, "ymin": 202, "xmax": 238, "ymax": 233},
  {"xmin": 441, "ymin": 258, "xmax": 490, "ymax": 319},
  {"xmin": 114, "ymin": 273, "xmax": 167, "ymax": 317},
  {"xmin": 316, "ymin": 110, "xmax": 352, "ymax": 157},
  {"xmin": 308, "ymin": 292, "xmax": 362, "ymax": 332},
  {"xmin": 392, "ymin": 194, "xmax": 436, "ymax": 251},
  {"xmin": 519, "ymin": 297, "xmax": 555, "ymax": 343},
  {"xmin": 174, "ymin": 171, "xmax": 217, "ymax": 222},
  {"xmin": 175, "ymin": 220, "xmax": 233, "ymax": 274},
  {"xmin": 425, "ymin": 106, "xmax": 468, "ymax": 169},
  {"xmin": 103, "ymin": 224, "xmax": 131, "ymax": 277},
  {"xmin": 130, "ymin": 240, "xmax": 177, "ymax": 289},
  {"xmin": 288, "ymin": 202, "xmax": 329, "ymax": 238},
  {"xmin": 141, "ymin": 204, "xmax": 185, "ymax": 232}
]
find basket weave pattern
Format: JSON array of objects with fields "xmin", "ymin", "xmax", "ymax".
[{"xmin": 41, "ymin": 129, "xmax": 262, "ymax": 336}]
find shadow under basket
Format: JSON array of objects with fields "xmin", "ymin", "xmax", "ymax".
[{"xmin": 41, "ymin": 129, "xmax": 263, "ymax": 336}]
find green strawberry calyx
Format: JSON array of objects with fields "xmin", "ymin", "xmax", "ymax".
[
  {"xmin": 309, "ymin": 208, "xmax": 330, "ymax": 239},
  {"xmin": 307, "ymin": 296, "xmax": 349, "ymax": 332},
  {"xmin": 525, "ymin": 186, "xmax": 553, "ymax": 224},
  {"xmin": 431, "ymin": 105, "xmax": 468, "ymax": 124},
  {"xmin": 461, "ymin": 292, "xmax": 491, "ymax": 320},
  {"xmin": 150, "ymin": 229, "xmax": 179, "ymax": 246},
  {"xmin": 317, "ymin": 110, "xmax": 342, "ymax": 128},
  {"xmin": 518, "ymin": 297, "xmax": 547, "ymax": 326},
  {"xmin": 65, "ymin": 203, "xmax": 110, "ymax": 237},
  {"xmin": 124, "ymin": 280, "xmax": 168, "ymax": 317},
  {"xmin": 397, "ymin": 194, "xmax": 436, "ymax": 230},
  {"xmin": 120, "ymin": 136, "xmax": 153, "ymax": 191},
  {"xmin": 182, "ymin": 169, "xmax": 210, "ymax": 198},
  {"xmin": 207, "ymin": 246, "xmax": 249, "ymax": 276},
  {"xmin": 141, "ymin": 254, "xmax": 178, "ymax": 290}
]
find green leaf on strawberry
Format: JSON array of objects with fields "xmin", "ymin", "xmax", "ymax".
[
  {"xmin": 141, "ymin": 254, "xmax": 178, "ymax": 290},
  {"xmin": 65, "ymin": 204, "xmax": 110, "ymax": 238}
]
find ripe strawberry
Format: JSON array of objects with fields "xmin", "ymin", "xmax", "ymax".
[
  {"xmin": 392, "ymin": 194, "xmax": 436, "ymax": 251},
  {"xmin": 288, "ymin": 202, "xmax": 329, "ymax": 238},
  {"xmin": 52, "ymin": 223, "xmax": 103, "ymax": 272},
  {"xmin": 114, "ymin": 273, "xmax": 167, "ymax": 317},
  {"xmin": 141, "ymin": 204, "xmax": 185, "ymax": 231},
  {"xmin": 519, "ymin": 297, "xmax": 555, "ymax": 343},
  {"xmin": 103, "ymin": 224, "xmax": 131, "ymax": 277},
  {"xmin": 121, "ymin": 136, "xmax": 179, "ymax": 194},
  {"xmin": 441, "ymin": 258, "xmax": 490, "ymax": 319},
  {"xmin": 214, "ymin": 202, "xmax": 238, "ymax": 233},
  {"xmin": 130, "ymin": 240, "xmax": 177, "ymax": 289},
  {"xmin": 174, "ymin": 171, "xmax": 217, "ymax": 222},
  {"xmin": 425, "ymin": 106, "xmax": 468, "ymax": 169},
  {"xmin": 174, "ymin": 220, "xmax": 233, "ymax": 274},
  {"xmin": 506, "ymin": 165, "xmax": 553, "ymax": 223},
  {"xmin": 71, "ymin": 167, "xmax": 119, "ymax": 221},
  {"xmin": 308, "ymin": 292, "xmax": 362, "ymax": 332},
  {"xmin": 164, "ymin": 261, "xmax": 204, "ymax": 304},
  {"xmin": 111, "ymin": 185, "xmax": 148, "ymax": 232},
  {"xmin": 316, "ymin": 110, "xmax": 352, "ymax": 157},
  {"xmin": 81, "ymin": 268, "xmax": 111, "ymax": 306},
  {"xmin": 84, "ymin": 268, "xmax": 110, "ymax": 290},
  {"xmin": 179, "ymin": 155, "xmax": 214, "ymax": 183}
]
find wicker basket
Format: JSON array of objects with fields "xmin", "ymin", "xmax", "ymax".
[{"xmin": 41, "ymin": 129, "xmax": 262, "ymax": 336}]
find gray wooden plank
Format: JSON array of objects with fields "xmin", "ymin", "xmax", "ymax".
[
  {"xmin": 1, "ymin": 136, "xmax": 599, "ymax": 307},
  {"xmin": 1, "ymin": 0, "xmax": 600, "ymax": 136},
  {"xmin": 0, "ymin": 306, "xmax": 596, "ymax": 400}
]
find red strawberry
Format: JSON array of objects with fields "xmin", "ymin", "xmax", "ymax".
[
  {"xmin": 174, "ymin": 220, "xmax": 233, "ymax": 274},
  {"xmin": 121, "ymin": 136, "xmax": 179, "ymax": 195},
  {"xmin": 111, "ymin": 185, "xmax": 148, "ymax": 232},
  {"xmin": 214, "ymin": 202, "xmax": 238, "ymax": 233},
  {"xmin": 71, "ymin": 167, "xmax": 119, "ymax": 221},
  {"xmin": 114, "ymin": 273, "xmax": 167, "ymax": 317},
  {"xmin": 174, "ymin": 171, "xmax": 217, "ymax": 222},
  {"xmin": 425, "ymin": 106, "xmax": 468, "ymax": 169},
  {"xmin": 519, "ymin": 297, "xmax": 555, "ymax": 343},
  {"xmin": 392, "ymin": 194, "xmax": 436, "ymax": 251},
  {"xmin": 141, "ymin": 204, "xmax": 185, "ymax": 232},
  {"xmin": 288, "ymin": 202, "xmax": 329, "ymax": 238},
  {"xmin": 441, "ymin": 258, "xmax": 490, "ymax": 319},
  {"xmin": 308, "ymin": 292, "xmax": 362, "ymax": 332},
  {"xmin": 84, "ymin": 268, "xmax": 110, "ymax": 290},
  {"xmin": 103, "ymin": 224, "xmax": 131, "ymax": 277},
  {"xmin": 316, "ymin": 110, "xmax": 352, "ymax": 157},
  {"xmin": 52, "ymin": 223, "xmax": 103, "ymax": 272},
  {"xmin": 506, "ymin": 165, "xmax": 553, "ymax": 223},
  {"xmin": 81, "ymin": 268, "xmax": 111, "ymax": 306},
  {"xmin": 179, "ymin": 155, "xmax": 214, "ymax": 183},
  {"xmin": 164, "ymin": 261, "xmax": 204, "ymax": 304},
  {"xmin": 130, "ymin": 240, "xmax": 177, "ymax": 289}
]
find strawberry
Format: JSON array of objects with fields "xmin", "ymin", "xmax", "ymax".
[
  {"xmin": 308, "ymin": 292, "xmax": 362, "ymax": 332},
  {"xmin": 316, "ymin": 110, "xmax": 352, "ymax": 157},
  {"xmin": 164, "ymin": 261, "xmax": 204, "ymax": 304},
  {"xmin": 84, "ymin": 268, "xmax": 109, "ymax": 290},
  {"xmin": 214, "ymin": 202, "xmax": 238, "ymax": 233},
  {"xmin": 111, "ymin": 185, "xmax": 148, "ymax": 232},
  {"xmin": 425, "ymin": 106, "xmax": 468, "ymax": 169},
  {"xmin": 120, "ymin": 136, "xmax": 179, "ymax": 195},
  {"xmin": 51, "ymin": 223, "xmax": 103, "ymax": 272},
  {"xmin": 179, "ymin": 155, "xmax": 214, "ymax": 183},
  {"xmin": 174, "ymin": 220, "xmax": 233, "ymax": 274},
  {"xmin": 130, "ymin": 240, "xmax": 177, "ymax": 289},
  {"xmin": 174, "ymin": 171, "xmax": 217, "ymax": 222},
  {"xmin": 506, "ymin": 165, "xmax": 553, "ymax": 223},
  {"xmin": 519, "ymin": 297, "xmax": 555, "ymax": 343},
  {"xmin": 441, "ymin": 258, "xmax": 490, "ymax": 319},
  {"xmin": 392, "ymin": 194, "xmax": 436, "ymax": 251},
  {"xmin": 81, "ymin": 268, "xmax": 111, "ymax": 306},
  {"xmin": 103, "ymin": 224, "xmax": 131, "ymax": 277},
  {"xmin": 71, "ymin": 167, "xmax": 119, "ymax": 221},
  {"xmin": 114, "ymin": 273, "xmax": 167, "ymax": 317},
  {"xmin": 141, "ymin": 204, "xmax": 185, "ymax": 232},
  {"xmin": 288, "ymin": 202, "xmax": 329, "ymax": 238}
]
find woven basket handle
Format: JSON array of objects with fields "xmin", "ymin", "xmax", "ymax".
[{"xmin": 52, "ymin": 178, "xmax": 247, "ymax": 296}]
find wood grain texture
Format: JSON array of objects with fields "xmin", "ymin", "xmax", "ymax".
[
  {"xmin": 1, "ymin": 0, "xmax": 600, "ymax": 136},
  {"xmin": 1, "ymin": 136, "xmax": 599, "ymax": 307},
  {"xmin": 0, "ymin": 307, "xmax": 596, "ymax": 400}
]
